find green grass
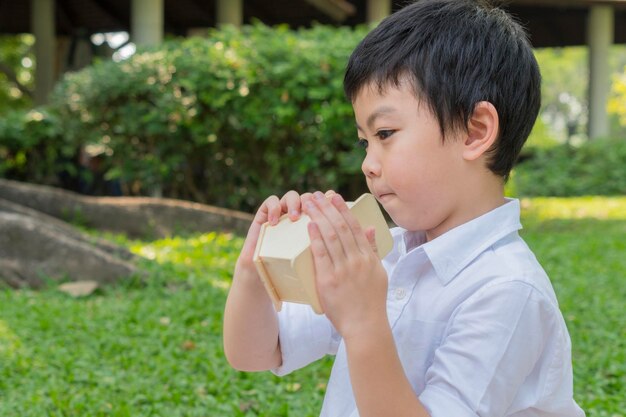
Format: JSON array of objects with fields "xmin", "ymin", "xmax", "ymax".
[
  {"xmin": 0, "ymin": 197, "xmax": 624, "ymax": 416},
  {"xmin": 519, "ymin": 197, "xmax": 626, "ymax": 417}
]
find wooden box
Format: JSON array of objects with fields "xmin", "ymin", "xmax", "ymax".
[{"xmin": 253, "ymin": 193, "xmax": 393, "ymax": 314}]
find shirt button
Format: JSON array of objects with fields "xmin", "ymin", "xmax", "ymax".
[{"xmin": 394, "ymin": 288, "xmax": 407, "ymax": 300}]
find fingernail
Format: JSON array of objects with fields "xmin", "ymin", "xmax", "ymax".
[
  {"xmin": 305, "ymin": 201, "xmax": 315, "ymax": 210},
  {"xmin": 314, "ymin": 191, "xmax": 324, "ymax": 200},
  {"xmin": 290, "ymin": 209, "xmax": 299, "ymax": 218}
]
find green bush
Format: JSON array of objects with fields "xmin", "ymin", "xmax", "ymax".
[
  {"xmin": 513, "ymin": 138, "xmax": 626, "ymax": 196},
  {"xmin": 0, "ymin": 108, "xmax": 77, "ymax": 184},
  {"xmin": 5, "ymin": 24, "xmax": 622, "ymax": 208},
  {"xmin": 0, "ymin": 34, "xmax": 35, "ymax": 115},
  {"xmin": 50, "ymin": 23, "xmax": 370, "ymax": 211}
]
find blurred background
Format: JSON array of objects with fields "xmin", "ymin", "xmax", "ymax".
[{"xmin": 0, "ymin": 0, "xmax": 625, "ymax": 208}]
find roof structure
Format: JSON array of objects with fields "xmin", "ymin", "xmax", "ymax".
[
  {"xmin": 1, "ymin": 0, "xmax": 625, "ymax": 47},
  {"xmin": 508, "ymin": 0, "xmax": 626, "ymax": 47}
]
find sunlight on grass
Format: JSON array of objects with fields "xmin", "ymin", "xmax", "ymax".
[
  {"xmin": 0, "ymin": 319, "xmax": 24, "ymax": 361},
  {"xmin": 521, "ymin": 196, "xmax": 626, "ymax": 221},
  {"xmin": 128, "ymin": 232, "xmax": 243, "ymax": 289}
]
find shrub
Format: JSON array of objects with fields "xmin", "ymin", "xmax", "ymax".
[
  {"xmin": 0, "ymin": 34, "xmax": 35, "ymax": 115},
  {"xmin": 50, "ymin": 23, "xmax": 370, "ymax": 211},
  {"xmin": 0, "ymin": 108, "xmax": 77, "ymax": 184},
  {"xmin": 6, "ymin": 25, "xmax": 622, "ymax": 209},
  {"xmin": 512, "ymin": 138, "xmax": 626, "ymax": 196}
]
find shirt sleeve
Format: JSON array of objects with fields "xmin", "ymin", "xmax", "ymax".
[
  {"xmin": 419, "ymin": 279, "xmax": 561, "ymax": 417},
  {"xmin": 271, "ymin": 301, "xmax": 340, "ymax": 376}
]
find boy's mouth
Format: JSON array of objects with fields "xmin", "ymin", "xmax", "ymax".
[{"xmin": 376, "ymin": 192, "xmax": 394, "ymax": 202}]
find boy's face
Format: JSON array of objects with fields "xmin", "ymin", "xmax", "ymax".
[{"xmin": 353, "ymin": 81, "xmax": 467, "ymax": 237}]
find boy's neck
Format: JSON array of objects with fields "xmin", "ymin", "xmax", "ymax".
[{"xmin": 425, "ymin": 174, "xmax": 506, "ymax": 242}]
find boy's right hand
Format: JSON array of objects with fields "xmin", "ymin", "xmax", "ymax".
[{"xmin": 236, "ymin": 190, "xmax": 336, "ymax": 278}]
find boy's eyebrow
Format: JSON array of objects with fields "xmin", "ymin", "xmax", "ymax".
[{"xmin": 356, "ymin": 105, "xmax": 398, "ymax": 131}]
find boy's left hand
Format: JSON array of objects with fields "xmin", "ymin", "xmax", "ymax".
[{"xmin": 304, "ymin": 191, "xmax": 389, "ymax": 341}]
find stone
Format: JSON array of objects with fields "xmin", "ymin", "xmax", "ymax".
[
  {"xmin": 0, "ymin": 212, "xmax": 137, "ymax": 288},
  {"xmin": 0, "ymin": 179, "xmax": 253, "ymax": 238}
]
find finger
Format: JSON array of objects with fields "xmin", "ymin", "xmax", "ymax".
[
  {"xmin": 364, "ymin": 226, "xmax": 378, "ymax": 256},
  {"xmin": 239, "ymin": 218, "xmax": 263, "ymax": 260},
  {"xmin": 310, "ymin": 191, "xmax": 360, "ymax": 262},
  {"xmin": 301, "ymin": 192, "xmax": 314, "ymax": 207},
  {"xmin": 241, "ymin": 195, "xmax": 279, "ymax": 259},
  {"xmin": 307, "ymin": 221, "xmax": 336, "ymax": 303},
  {"xmin": 329, "ymin": 193, "xmax": 370, "ymax": 254},
  {"xmin": 253, "ymin": 195, "xmax": 276, "ymax": 224},
  {"xmin": 302, "ymin": 191, "xmax": 332, "ymax": 206},
  {"xmin": 259, "ymin": 195, "xmax": 282, "ymax": 226},
  {"xmin": 308, "ymin": 221, "xmax": 335, "ymax": 272},
  {"xmin": 304, "ymin": 197, "xmax": 345, "ymax": 265},
  {"xmin": 280, "ymin": 190, "xmax": 302, "ymax": 221}
]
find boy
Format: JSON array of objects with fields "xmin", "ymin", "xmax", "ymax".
[{"xmin": 223, "ymin": 0, "xmax": 585, "ymax": 416}]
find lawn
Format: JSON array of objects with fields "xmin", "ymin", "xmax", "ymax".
[{"xmin": 0, "ymin": 197, "xmax": 624, "ymax": 417}]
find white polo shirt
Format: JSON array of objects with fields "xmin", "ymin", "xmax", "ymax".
[{"xmin": 272, "ymin": 199, "xmax": 585, "ymax": 417}]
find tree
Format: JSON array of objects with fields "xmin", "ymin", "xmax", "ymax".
[
  {"xmin": 608, "ymin": 59, "xmax": 626, "ymax": 130},
  {"xmin": 534, "ymin": 45, "xmax": 626, "ymax": 143},
  {"xmin": 534, "ymin": 47, "xmax": 588, "ymax": 144},
  {"xmin": 0, "ymin": 34, "xmax": 35, "ymax": 115}
]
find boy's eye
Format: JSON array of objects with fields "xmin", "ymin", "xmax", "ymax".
[
  {"xmin": 356, "ymin": 138, "xmax": 369, "ymax": 149},
  {"xmin": 376, "ymin": 129, "xmax": 395, "ymax": 140}
]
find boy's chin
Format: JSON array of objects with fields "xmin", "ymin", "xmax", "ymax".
[{"xmin": 388, "ymin": 213, "xmax": 430, "ymax": 233}]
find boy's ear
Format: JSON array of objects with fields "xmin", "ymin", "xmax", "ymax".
[{"xmin": 463, "ymin": 101, "xmax": 499, "ymax": 161}]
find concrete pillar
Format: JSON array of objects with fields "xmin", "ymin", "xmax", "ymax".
[
  {"xmin": 367, "ymin": 0, "xmax": 391, "ymax": 24},
  {"xmin": 217, "ymin": 0, "xmax": 243, "ymax": 27},
  {"xmin": 31, "ymin": 0, "xmax": 56, "ymax": 106},
  {"xmin": 131, "ymin": 0, "xmax": 164, "ymax": 47},
  {"xmin": 587, "ymin": 5, "xmax": 614, "ymax": 140}
]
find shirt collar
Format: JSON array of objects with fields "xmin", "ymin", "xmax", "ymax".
[{"xmin": 399, "ymin": 198, "xmax": 522, "ymax": 286}]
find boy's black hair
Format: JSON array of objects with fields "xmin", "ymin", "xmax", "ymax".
[{"xmin": 344, "ymin": 0, "xmax": 541, "ymax": 179}]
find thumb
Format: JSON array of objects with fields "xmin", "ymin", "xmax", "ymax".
[
  {"xmin": 238, "ymin": 219, "xmax": 262, "ymax": 262},
  {"xmin": 365, "ymin": 226, "xmax": 378, "ymax": 255}
]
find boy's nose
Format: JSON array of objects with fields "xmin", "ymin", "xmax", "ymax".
[{"xmin": 361, "ymin": 152, "xmax": 381, "ymax": 178}]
